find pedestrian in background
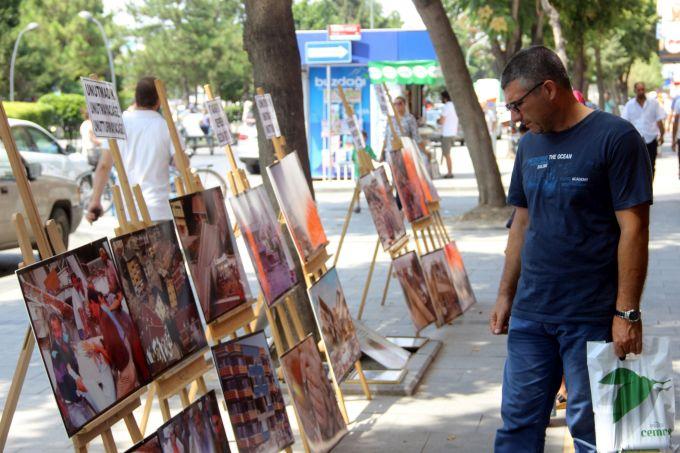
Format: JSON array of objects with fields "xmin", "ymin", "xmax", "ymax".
[
  {"xmin": 437, "ymin": 90, "xmax": 458, "ymax": 178},
  {"xmin": 351, "ymin": 130, "xmax": 377, "ymax": 213},
  {"xmin": 622, "ymin": 82, "xmax": 665, "ymax": 177},
  {"xmin": 79, "ymin": 106, "xmax": 108, "ymax": 167},
  {"xmin": 491, "ymin": 46, "xmax": 651, "ymax": 453}
]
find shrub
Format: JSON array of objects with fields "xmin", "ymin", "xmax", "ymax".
[
  {"xmin": 225, "ymin": 103, "xmax": 241, "ymax": 123},
  {"xmin": 38, "ymin": 93, "xmax": 86, "ymax": 139},
  {"xmin": 3, "ymin": 101, "xmax": 57, "ymax": 129}
]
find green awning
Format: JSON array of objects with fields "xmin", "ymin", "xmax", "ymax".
[{"xmin": 368, "ymin": 60, "xmax": 442, "ymax": 85}]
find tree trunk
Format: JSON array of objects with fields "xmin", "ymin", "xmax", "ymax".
[
  {"xmin": 243, "ymin": 0, "xmax": 313, "ymax": 196},
  {"xmin": 572, "ymin": 36, "xmax": 587, "ymax": 93},
  {"xmin": 539, "ymin": 0, "xmax": 568, "ymax": 68},
  {"xmin": 413, "ymin": 0, "xmax": 506, "ymax": 208},
  {"xmin": 594, "ymin": 43, "xmax": 605, "ymax": 110},
  {"xmin": 531, "ymin": 0, "xmax": 545, "ymax": 45}
]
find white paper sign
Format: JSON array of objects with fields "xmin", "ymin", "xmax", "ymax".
[
  {"xmin": 254, "ymin": 93, "xmax": 281, "ymax": 139},
  {"xmin": 344, "ymin": 113, "xmax": 365, "ymax": 150},
  {"xmin": 374, "ymin": 84, "xmax": 392, "ymax": 117},
  {"xmin": 81, "ymin": 77, "xmax": 125, "ymax": 140},
  {"xmin": 204, "ymin": 98, "xmax": 233, "ymax": 146}
]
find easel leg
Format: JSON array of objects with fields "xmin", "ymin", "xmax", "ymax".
[
  {"xmin": 139, "ymin": 382, "xmax": 157, "ymax": 435},
  {"xmin": 159, "ymin": 397, "xmax": 172, "ymax": 422},
  {"xmin": 413, "ymin": 228, "xmax": 424, "ymax": 255},
  {"xmin": 277, "ymin": 305, "xmax": 297, "ymax": 348},
  {"xmin": 426, "ymin": 226, "xmax": 437, "ymax": 250},
  {"xmin": 436, "ymin": 211, "xmax": 451, "ymax": 242},
  {"xmin": 179, "ymin": 387, "xmax": 190, "ymax": 407},
  {"xmin": 333, "ymin": 185, "xmax": 360, "ymax": 267},
  {"xmin": 0, "ymin": 327, "xmax": 35, "ymax": 449},
  {"xmin": 263, "ymin": 305, "xmax": 285, "ymax": 356},
  {"xmin": 287, "ymin": 298, "xmax": 306, "ymax": 340},
  {"xmin": 357, "ymin": 237, "xmax": 381, "ymax": 319},
  {"xmin": 354, "ymin": 360, "xmax": 372, "ymax": 400},
  {"xmin": 331, "ymin": 375, "xmax": 350, "ymax": 424},
  {"xmin": 380, "ymin": 262, "xmax": 393, "ymax": 306},
  {"xmin": 123, "ymin": 413, "xmax": 143, "ymax": 444},
  {"xmin": 102, "ymin": 429, "xmax": 117, "ymax": 453}
]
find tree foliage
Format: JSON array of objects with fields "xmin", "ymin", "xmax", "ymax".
[{"xmin": 293, "ymin": 0, "xmax": 402, "ymax": 30}]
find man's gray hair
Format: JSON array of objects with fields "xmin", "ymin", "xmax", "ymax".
[{"xmin": 501, "ymin": 46, "xmax": 571, "ymax": 90}]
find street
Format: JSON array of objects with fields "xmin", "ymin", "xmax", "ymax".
[{"xmin": 0, "ymin": 141, "xmax": 678, "ymax": 451}]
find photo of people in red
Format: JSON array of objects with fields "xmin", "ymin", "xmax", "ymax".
[
  {"xmin": 421, "ymin": 248, "xmax": 463, "ymax": 324},
  {"xmin": 110, "ymin": 221, "xmax": 207, "ymax": 377},
  {"xmin": 171, "ymin": 187, "xmax": 252, "ymax": 323},
  {"xmin": 359, "ymin": 166, "xmax": 406, "ymax": 251},
  {"xmin": 392, "ymin": 251, "xmax": 438, "ymax": 332},
  {"xmin": 267, "ymin": 152, "xmax": 329, "ymax": 262},
  {"xmin": 387, "ymin": 148, "xmax": 430, "ymax": 223},
  {"xmin": 17, "ymin": 239, "xmax": 150, "ymax": 437}
]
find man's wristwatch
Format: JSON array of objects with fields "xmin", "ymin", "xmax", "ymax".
[{"xmin": 615, "ymin": 309, "xmax": 641, "ymax": 322}]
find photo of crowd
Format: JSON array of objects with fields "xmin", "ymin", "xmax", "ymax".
[
  {"xmin": 401, "ymin": 137, "xmax": 440, "ymax": 204},
  {"xmin": 267, "ymin": 152, "xmax": 329, "ymax": 262},
  {"xmin": 308, "ymin": 268, "xmax": 361, "ymax": 383},
  {"xmin": 393, "ymin": 252, "xmax": 438, "ymax": 332},
  {"xmin": 421, "ymin": 249, "xmax": 463, "ymax": 324},
  {"xmin": 156, "ymin": 390, "xmax": 230, "ymax": 453},
  {"xmin": 229, "ymin": 186, "xmax": 298, "ymax": 306},
  {"xmin": 171, "ymin": 187, "xmax": 252, "ymax": 323},
  {"xmin": 17, "ymin": 239, "xmax": 150, "ymax": 436},
  {"xmin": 353, "ymin": 319, "xmax": 410, "ymax": 370},
  {"xmin": 212, "ymin": 331, "xmax": 294, "ymax": 453},
  {"xmin": 444, "ymin": 242, "xmax": 477, "ymax": 312},
  {"xmin": 387, "ymin": 149, "xmax": 430, "ymax": 223},
  {"xmin": 110, "ymin": 221, "xmax": 207, "ymax": 378},
  {"xmin": 280, "ymin": 336, "xmax": 347, "ymax": 453},
  {"xmin": 359, "ymin": 166, "xmax": 406, "ymax": 252}
]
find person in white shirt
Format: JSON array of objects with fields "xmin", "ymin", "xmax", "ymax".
[
  {"xmin": 621, "ymin": 82, "xmax": 665, "ymax": 177},
  {"xmin": 79, "ymin": 107, "xmax": 109, "ymax": 167},
  {"xmin": 86, "ymin": 77, "xmax": 176, "ymax": 222},
  {"xmin": 437, "ymin": 91, "xmax": 458, "ymax": 178}
]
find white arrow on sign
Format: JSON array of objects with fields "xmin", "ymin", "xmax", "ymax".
[{"xmin": 307, "ymin": 45, "xmax": 349, "ymax": 59}]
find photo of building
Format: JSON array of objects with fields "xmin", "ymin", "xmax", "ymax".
[
  {"xmin": 360, "ymin": 166, "xmax": 406, "ymax": 251},
  {"xmin": 421, "ymin": 248, "xmax": 463, "ymax": 324},
  {"xmin": 393, "ymin": 251, "xmax": 438, "ymax": 332},
  {"xmin": 387, "ymin": 148, "xmax": 429, "ymax": 223},
  {"xmin": 212, "ymin": 331, "xmax": 294, "ymax": 453}
]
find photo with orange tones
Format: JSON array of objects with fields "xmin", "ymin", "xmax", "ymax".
[
  {"xmin": 280, "ymin": 335, "xmax": 347, "ymax": 453},
  {"xmin": 392, "ymin": 251, "xmax": 438, "ymax": 332},
  {"xmin": 170, "ymin": 187, "xmax": 252, "ymax": 323},
  {"xmin": 444, "ymin": 242, "xmax": 477, "ymax": 312},
  {"xmin": 387, "ymin": 148, "xmax": 429, "ymax": 223},
  {"xmin": 267, "ymin": 152, "xmax": 329, "ymax": 262},
  {"xmin": 401, "ymin": 136, "xmax": 440, "ymax": 203},
  {"xmin": 421, "ymin": 248, "xmax": 463, "ymax": 325},
  {"xmin": 359, "ymin": 166, "xmax": 406, "ymax": 251},
  {"xmin": 229, "ymin": 185, "xmax": 298, "ymax": 306}
]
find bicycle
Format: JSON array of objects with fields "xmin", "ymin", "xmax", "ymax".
[{"xmin": 170, "ymin": 164, "xmax": 227, "ymax": 197}]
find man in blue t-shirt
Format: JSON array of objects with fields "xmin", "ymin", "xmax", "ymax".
[{"xmin": 490, "ymin": 46, "xmax": 652, "ymax": 453}]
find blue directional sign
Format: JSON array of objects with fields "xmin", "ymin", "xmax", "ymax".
[{"xmin": 304, "ymin": 41, "xmax": 352, "ymax": 64}]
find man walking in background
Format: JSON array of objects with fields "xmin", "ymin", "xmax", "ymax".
[
  {"xmin": 438, "ymin": 90, "xmax": 458, "ymax": 178},
  {"xmin": 491, "ymin": 46, "xmax": 652, "ymax": 452},
  {"xmin": 87, "ymin": 77, "xmax": 177, "ymax": 222},
  {"xmin": 622, "ymin": 82, "xmax": 665, "ymax": 177}
]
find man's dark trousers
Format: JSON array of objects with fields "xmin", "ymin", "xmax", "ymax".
[
  {"xmin": 494, "ymin": 317, "xmax": 611, "ymax": 453},
  {"xmin": 646, "ymin": 139, "xmax": 658, "ymax": 177}
]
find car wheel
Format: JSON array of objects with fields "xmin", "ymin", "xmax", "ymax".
[{"xmin": 50, "ymin": 207, "xmax": 70, "ymax": 249}]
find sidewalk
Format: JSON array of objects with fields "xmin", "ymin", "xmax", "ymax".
[{"xmin": 0, "ymin": 142, "xmax": 678, "ymax": 451}]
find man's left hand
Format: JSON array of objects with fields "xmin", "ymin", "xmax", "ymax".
[
  {"xmin": 612, "ymin": 316, "xmax": 643, "ymax": 359},
  {"xmin": 658, "ymin": 136, "xmax": 664, "ymax": 146}
]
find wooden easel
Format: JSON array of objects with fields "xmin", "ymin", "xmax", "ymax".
[{"xmin": 0, "ymin": 101, "xmax": 144, "ymax": 453}]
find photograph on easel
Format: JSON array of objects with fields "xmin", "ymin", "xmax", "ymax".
[
  {"xmin": 307, "ymin": 267, "xmax": 361, "ymax": 382},
  {"xmin": 280, "ymin": 335, "xmax": 347, "ymax": 453},
  {"xmin": 387, "ymin": 149, "xmax": 430, "ymax": 223},
  {"xmin": 125, "ymin": 433, "xmax": 162, "ymax": 452},
  {"xmin": 392, "ymin": 251, "xmax": 439, "ymax": 332},
  {"xmin": 170, "ymin": 187, "xmax": 252, "ymax": 323},
  {"xmin": 229, "ymin": 185, "xmax": 298, "ymax": 306},
  {"xmin": 401, "ymin": 136, "xmax": 440, "ymax": 203},
  {"xmin": 359, "ymin": 166, "xmax": 406, "ymax": 251},
  {"xmin": 110, "ymin": 221, "xmax": 207, "ymax": 377},
  {"xmin": 157, "ymin": 390, "xmax": 230, "ymax": 453},
  {"xmin": 421, "ymin": 248, "xmax": 463, "ymax": 324},
  {"xmin": 267, "ymin": 152, "xmax": 329, "ymax": 262},
  {"xmin": 16, "ymin": 238, "xmax": 151, "ymax": 437},
  {"xmin": 444, "ymin": 242, "xmax": 477, "ymax": 312},
  {"xmin": 211, "ymin": 330, "xmax": 294, "ymax": 453}
]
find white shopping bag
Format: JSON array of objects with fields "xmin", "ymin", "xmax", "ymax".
[{"xmin": 587, "ymin": 337, "xmax": 675, "ymax": 452}]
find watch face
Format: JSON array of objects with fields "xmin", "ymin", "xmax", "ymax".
[{"xmin": 629, "ymin": 310, "xmax": 641, "ymax": 321}]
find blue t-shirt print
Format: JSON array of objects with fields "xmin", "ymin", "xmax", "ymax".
[{"xmin": 507, "ymin": 111, "xmax": 652, "ymax": 324}]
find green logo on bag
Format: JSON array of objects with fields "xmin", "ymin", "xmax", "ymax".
[{"xmin": 599, "ymin": 368, "xmax": 671, "ymax": 423}]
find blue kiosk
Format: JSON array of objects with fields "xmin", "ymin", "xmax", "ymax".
[{"xmin": 295, "ymin": 29, "xmax": 438, "ymax": 178}]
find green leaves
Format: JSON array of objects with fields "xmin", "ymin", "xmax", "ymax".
[{"xmin": 599, "ymin": 368, "xmax": 670, "ymax": 423}]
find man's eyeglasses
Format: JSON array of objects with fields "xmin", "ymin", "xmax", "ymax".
[{"xmin": 505, "ymin": 81, "xmax": 544, "ymax": 113}]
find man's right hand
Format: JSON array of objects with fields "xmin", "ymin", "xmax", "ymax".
[
  {"xmin": 490, "ymin": 296, "xmax": 512, "ymax": 335},
  {"xmin": 86, "ymin": 201, "xmax": 103, "ymax": 224},
  {"xmin": 673, "ymin": 141, "xmax": 678, "ymax": 153}
]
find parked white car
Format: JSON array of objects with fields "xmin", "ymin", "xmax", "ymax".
[{"xmin": 235, "ymin": 100, "xmax": 260, "ymax": 174}]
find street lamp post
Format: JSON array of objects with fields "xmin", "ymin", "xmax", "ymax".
[
  {"xmin": 9, "ymin": 22, "xmax": 39, "ymax": 101},
  {"xmin": 78, "ymin": 10, "xmax": 115, "ymax": 88}
]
